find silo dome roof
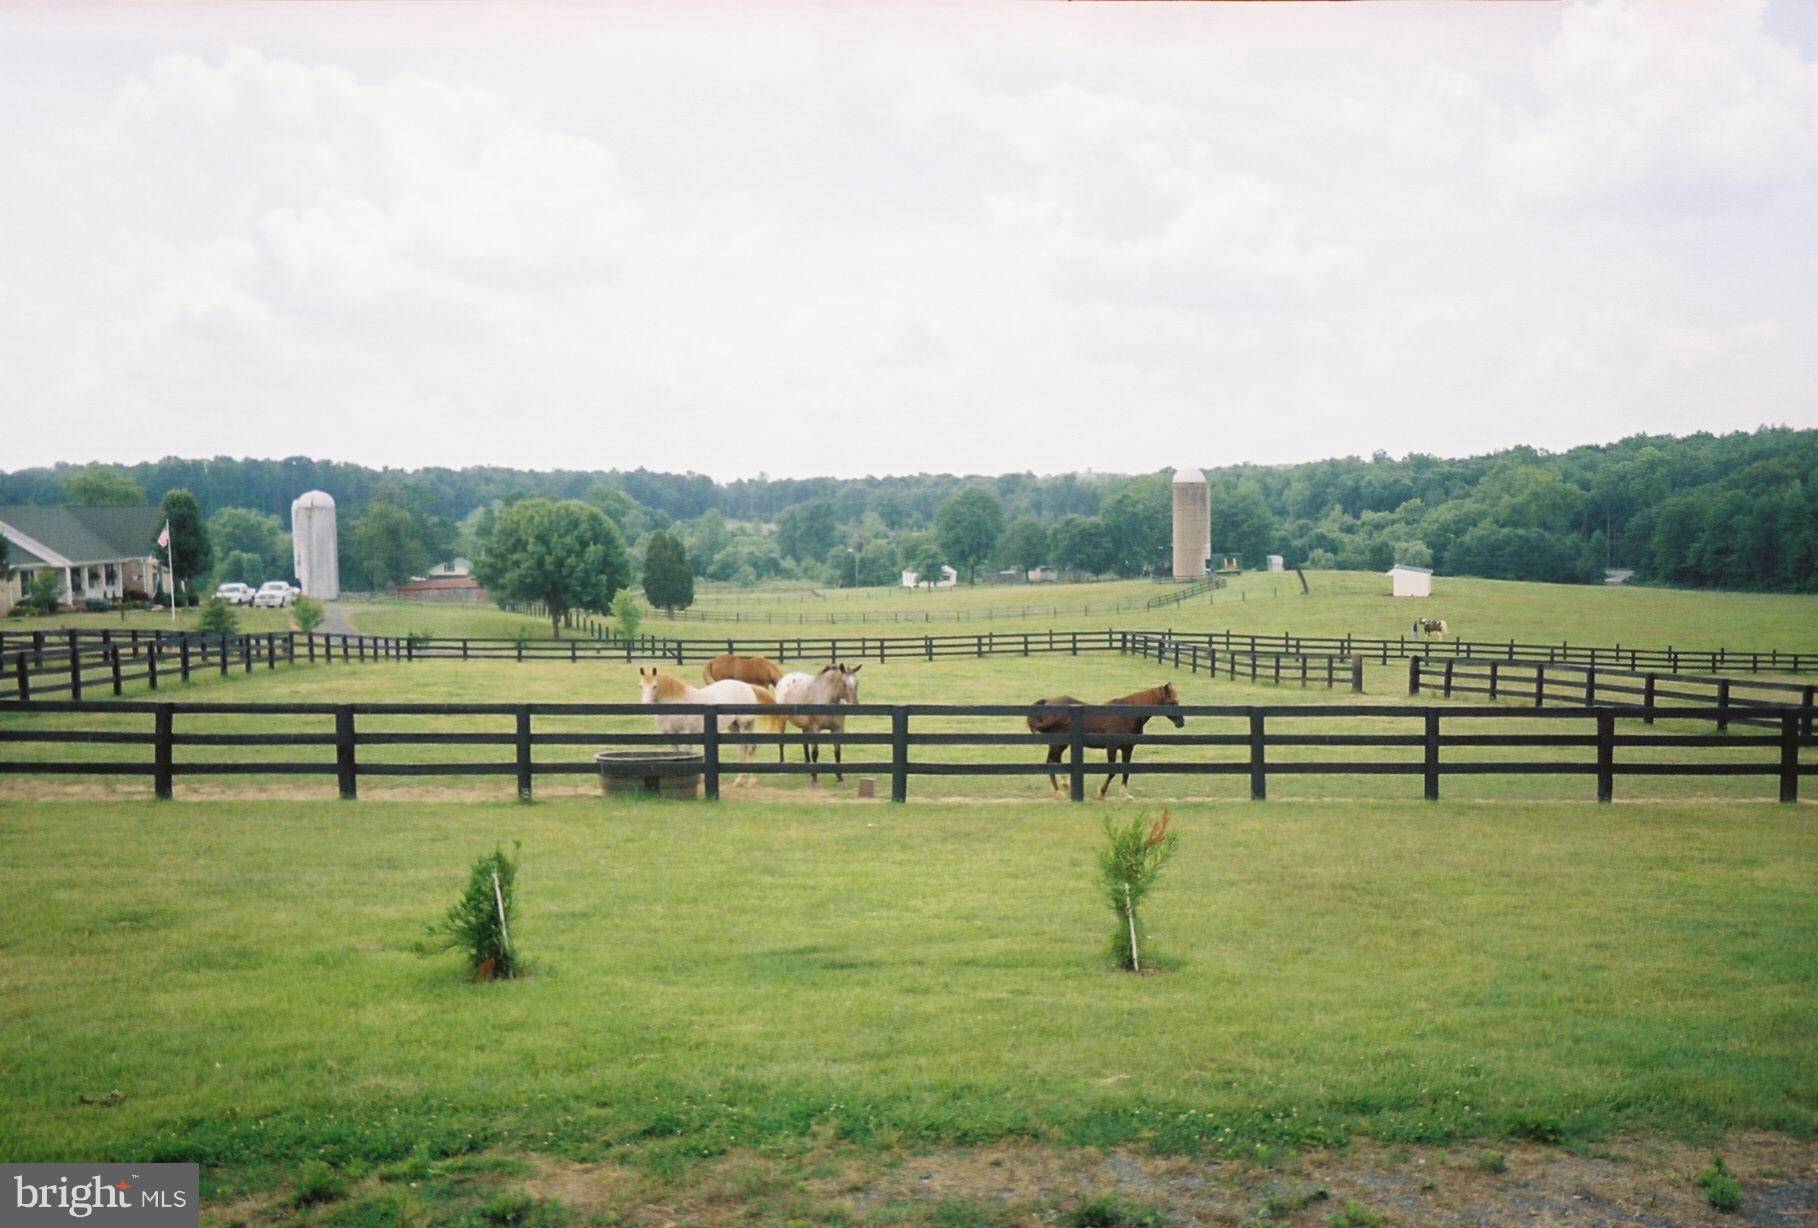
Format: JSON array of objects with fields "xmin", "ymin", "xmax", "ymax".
[
  {"xmin": 292, "ymin": 490, "xmax": 336, "ymax": 509},
  {"xmin": 1172, "ymin": 468, "xmax": 1206, "ymax": 484}
]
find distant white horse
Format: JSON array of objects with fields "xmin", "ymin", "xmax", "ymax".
[
  {"xmin": 1414, "ymin": 618, "xmax": 1449, "ymax": 638},
  {"xmin": 637, "ymin": 668, "xmax": 768, "ymax": 786},
  {"xmin": 773, "ymin": 663, "xmax": 861, "ymax": 784}
]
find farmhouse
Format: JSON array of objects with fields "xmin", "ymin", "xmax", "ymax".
[
  {"xmin": 900, "ymin": 565, "xmax": 958, "ymax": 589},
  {"xmin": 1386, "ymin": 563, "xmax": 1433, "ymax": 598},
  {"xmin": 393, "ymin": 576, "xmax": 491, "ymax": 603},
  {"xmin": 0, "ymin": 504, "xmax": 167, "ymax": 614}
]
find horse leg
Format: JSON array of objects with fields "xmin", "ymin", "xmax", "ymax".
[
  {"xmin": 1119, "ymin": 745, "xmax": 1135, "ymax": 801},
  {"xmin": 808, "ymin": 732, "xmax": 820, "ymax": 786},
  {"xmin": 1046, "ymin": 743, "xmax": 1064, "ymax": 794},
  {"xmin": 832, "ymin": 731, "xmax": 843, "ymax": 784},
  {"xmin": 1099, "ymin": 748, "xmax": 1117, "ymax": 799}
]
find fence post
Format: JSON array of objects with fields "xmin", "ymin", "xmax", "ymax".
[
  {"xmin": 1596, "ymin": 711, "xmax": 1614, "ymax": 803},
  {"xmin": 1068, "ymin": 704, "xmax": 1086, "ymax": 803},
  {"xmin": 1780, "ymin": 713, "xmax": 1800, "ymax": 804},
  {"xmin": 1408, "ymin": 656, "xmax": 1421, "ymax": 695},
  {"xmin": 891, "ymin": 708, "xmax": 908, "ymax": 802},
  {"xmin": 1584, "ymin": 665, "xmax": 1596, "ymax": 707},
  {"xmin": 69, "ymin": 644, "xmax": 82, "ymax": 701},
  {"xmin": 154, "ymin": 704, "xmax": 174, "ymax": 800},
  {"xmin": 147, "ymin": 644, "xmax": 158, "ymax": 691},
  {"xmin": 1248, "ymin": 709, "xmax": 1266, "ymax": 800},
  {"xmin": 180, "ymin": 640, "xmax": 191, "ymax": 684},
  {"xmin": 110, "ymin": 646, "xmax": 122, "ymax": 696},
  {"xmin": 1424, "ymin": 710, "xmax": 1440, "ymax": 801},
  {"xmin": 516, "ymin": 706, "xmax": 533, "ymax": 801},
  {"xmin": 307, "ymin": 633, "xmax": 316, "ymax": 663},
  {"xmin": 1716, "ymin": 679, "xmax": 1730, "ymax": 733},
  {"xmin": 13, "ymin": 651, "xmax": 25, "ymax": 702},
  {"xmin": 1643, "ymin": 674, "xmax": 1656, "ymax": 725},
  {"xmin": 1534, "ymin": 662, "xmax": 1545, "ymax": 708},
  {"xmin": 218, "ymin": 637, "xmax": 228, "ymax": 676},
  {"xmin": 335, "ymin": 706, "xmax": 357, "ymax": 800},
  {"xmin": 1442, "ymin": 659, "xmax": 1454, "ymax": 699},
  {"xmin": 267, "ymin": 633, "xmax": 276, "ymax": 669},
  {"xmin": 286, "ymin": 631, "xmax": 295, "ymax": 664},
  {"xmin": 1488, "ymin": 660, "xmax": 1498, "ymax": 701},
  {"xmin": 1802, "ymin": 686, "xmax": 1815, "ymax": 739},
  {"xmin": 701, "ymin": 710, "xmax": 721, "ymax": 801}
]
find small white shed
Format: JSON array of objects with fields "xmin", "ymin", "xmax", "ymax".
[
  {"xmin": 1266, "ymin": 555, "xmax": 1285, "ymax": 572},
  {"xmin": 1386, "ymin": 564, "xmax": 1433, "ymax": 598}
]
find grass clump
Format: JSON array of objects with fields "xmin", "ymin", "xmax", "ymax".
[
  {"xmin": 1063, "ymin": 1192, "xmax": 1169, "ymax": 1227},
  {"xmin": 1697, "ymin": 1155, "xmax": 1743, "ymax": 1213},
  {"xmin": 423, "ymin": 845, "xmax": 526, "ymax": 981},
  {"xmin": 292, "ymin": 1159, "xmax": 348, "ymax": 1206},
  {"xmin": 1325, "ymin": 1202, "xmax": 1383, "ymax": 1228},
  {"xmin": 1261, "ymin": 1183, "xmax": 1328, "ymax": 1218},
  {"xmin": 1500, "ymin": 1111, "xmax": 1566, "ymax": 1145},
  {"xmin": 1474, "ymin": 1148, "xmax": 1507, "ymax": 1173},
  {"xmin": 1098, "ymin": 810, "xmax": 1180, "ymax": 972}
]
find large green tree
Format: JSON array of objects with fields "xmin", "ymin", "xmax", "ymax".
[
  {"xmin": 642, "ymin": 531, "xmax": 695, "ymax": 612},
  {"xmin": 776, "ymin": 500, "xmax": 837, "ymax": 563},
  {"xmin": 209, "ymin": 507, "xmax": 290, "ymax": 581},
  {"xmin": 157, "ymin": 489, "xmax": 212, "ymax": 602},
  {"xmin": 1052, "ymin": 515, "xmax": 1115, "ymax": 577},
  {"xmin": 1099, "ymin": 478, "xmax": 1170, "ymax": 575},
  {"xmin": 935, "ymin": 488, "xmax": 1005, "ymax": 584},
  {"xmin": 66, "ymin": 466, "xmax": 145, "ymax": 506},
  {"xmin": 999, "ymin": 517, "xmax": 1051, "ymax": 572},
  {"xmin": 351, "ymin": 501, "xmax": 429, "ymax": 589},
  {"xmin": 476, "ymin": 498, "xmax": 630, "ymax": 637}
]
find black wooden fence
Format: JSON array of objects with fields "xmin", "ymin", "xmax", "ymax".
[
  {"xmin": 1409, "ymin": 656, "xmax": 1818, "ymax": 733},
  {"xmin": 3, "ymin": 700, "xmax": 1810, "ymax": 804}
]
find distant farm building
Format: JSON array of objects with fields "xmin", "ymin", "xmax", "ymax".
[
  {"xmin": 394, "ymin": 576, "xmax": 490, "ymax": 603},
  {"xmin": 1386, "ymin": 564, "xmax": 1433, "ymax": 598},
  {"xmin": 1171, "ymin": 468, "xmax": 1211, "ymax": 580},
  {"xmin": 0, "ymin": 504, "xmax": 166, "ymax": 613},
  {"xmin": 901, "ymin": 565, "xmax": 958, "ymax": 589},
  {"xmin": 427, "ymin": 557, "xmax": 473, "ymax": 578},
  {"xmin": 1603, "ymin": 568, "xmax": 1635, "ymax": 585},
  {"xmin": 291, "ymin": 490, "xmax": 340, "ymax": 600},
  {"xmin": 1266, "ymin": 555, "xmax": 1285, "ymax": 572}
]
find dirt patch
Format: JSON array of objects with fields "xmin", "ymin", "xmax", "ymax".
[{"xmin": 507, "ymin": 1133, "xmax": 1817, "ymax": 1226}]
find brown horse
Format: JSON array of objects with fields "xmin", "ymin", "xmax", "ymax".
[
  {"xmin": 703, "ymin": 653, "xmax": 784, "ymax": 687},
  {"xmin": 1027, "ymin": 683, "xmax": 1185, "ymax": 800}
]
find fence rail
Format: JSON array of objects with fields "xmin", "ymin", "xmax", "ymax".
[{"xmin": 2, "ymin": 699, "xmax": 1809, "ymax": 805}]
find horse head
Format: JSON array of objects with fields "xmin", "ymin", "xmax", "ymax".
[
  {"xmin": 1159, "ymin": 681, "xmax": 1185, "ymax": 728},
  {"xmin": 838, "ymin": 662, "xmax": 862, "ymax": 703},
  {"xmin": 637, "ymin": 667, "xmax": 660, "ymax": 704}
]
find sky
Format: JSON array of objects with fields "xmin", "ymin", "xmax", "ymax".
[{"xmin": 1, "ymin": 1, "xmax": 1814, "ymax": 482}]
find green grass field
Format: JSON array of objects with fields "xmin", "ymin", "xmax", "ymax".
[
  {"xmin": 1, "ymin": 605, "xmax": 298, "ymax": 637},
  {"xmin": 5, "ymin": 573, "xmax": 1816, "ymax": 1224}
]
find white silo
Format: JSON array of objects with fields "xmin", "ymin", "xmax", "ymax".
[
  {"xmin": 1171, "ymin": 468, "xmax": 1211, "ymax": 580},
  {"xmin": 291, "ymin": 490, "xmax": 340, "ymax": 600}
]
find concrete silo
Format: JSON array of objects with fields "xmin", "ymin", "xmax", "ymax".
[
  {"xmin": 1171, "ymin": 468, "xmax": 1211, "ymax": 579},
  {"xmin": 291, "ymin": 490, "xmax": 340, "ymax": 600}
]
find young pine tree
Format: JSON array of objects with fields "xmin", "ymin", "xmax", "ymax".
[{"xmin": 1098, "ymin": 810, "xmax": 1180, "ymax": 971}]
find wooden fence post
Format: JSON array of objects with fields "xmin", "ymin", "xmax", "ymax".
[
  {"xmin": 110, "ymin": 646, "xmax": 122, "ymax": 696},
  {"xmin": 15, "ymin": 651, "xmax": 28, "ymax": 702},
  {"xmin": 1442, "ymin": 659, "xmax": 1454, "ymax": 699},
  {"xmin": 68, "ymin": 645, "xmax": 82, "ymax": 701},
  {"xmin": 1596, "ymin": 711, "xmax": 1614, "ymax": 803},
  {"xmin": 1778, "ymin": 713, "xmax": 1800, "ymax": 804},
  {"xmin": 1802, "ymin": 686, "xmax": 1815, "ymax": 739},
  {"xmin": 1585, "ymin": 665, "xmax": 1596, "ymax": 707},
  {"xmin": 218, "ymin": 637, "xmax": 229, "ymax": 676},
  {"xmin": 701, "ymin": 710, "xmax": 721, "ymax": 801},
  {"xmin": 1408, "ymin": 656, "xmax": 1421, "ymax": 695},
  {"xmin": 154, "ymin": 704, "xmax": 174, "ymax": 800},
  {"xmin": 1424, "ymin": 710, "xmax": 1440, "ymax": 801},
  {"xmin": 1068, "ymin": 704, "xmax": 1086, "ymax": 803},
  {"xmin": 1534, "ymin": 662, "xmax": 1545, "ymax": 708},
  {"xmin": 1716, "ymin": 680, "xmax": 1730, "ymax": 733},
  {"xmin": 1643, "ymin": 674, "xmax": 1656, "ymax": 725},
  {"xmin": 180, "ymin": 640, "xmax": 191, "ymax": 684},
  {"xmin": 891, "ymin": 708, "xmax": 908, "ymax": 802},
  {"xmin": 1488, "ymin": 660, "xmax": 1499, "ymax": 701},
  {"xmin": 335, "ymin": 706, "xmax": 357, "ymax": 800},
  {"xmin": 1248, "ymin": 709, "xmax": 1266, "ymax": 801},
  {"xmin": 516, "ymin": 706, "xmax": 533, "ymax": 801},
  {"xmin": 146, "ymin": 644, "xmax": 158, "ymax": 691}
]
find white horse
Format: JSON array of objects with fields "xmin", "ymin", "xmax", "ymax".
[
  {"xmin": 773, "ymin": 663, "xmax": 861, "ymax": 784},
  {"xmin": 637, "ymin": 667, "xmax": 768, "ymax": 786}
]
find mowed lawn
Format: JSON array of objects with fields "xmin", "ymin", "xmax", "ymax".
[{"xmin": 1, "ymin": 795, "xmax": 1813, "ymax": 1180}]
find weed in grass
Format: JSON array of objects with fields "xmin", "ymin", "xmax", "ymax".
[
  {"xmin": 1697, "ymin": 1155, "xmax": 1743, "ymax": 1213},
  {"xmin": 318, "ymin": 1190, "xmax": 433, "ymax": 1228},
  {"xmin": 1260, "ymin": 1182, "xmax": 1328, "ymax": 1218},
  {"xmin": 929, "ymin": 1198, "xmax": 1017, "ymax": 1227},
  {"xmin": 292, "ymin": 1160, "xmax": 347, "ymax": 1207},
  {"xmin": 1325, "ymin": 1201, "xmax": 1384, "ymax": 1228},
  {"xmin": 477, "ymin": 1191, "xmax": 574, "ymax": 1226},
  {"xmin": 1500, "ymin": 1111, "xmax": 1566, "ymax": 1145},
  {"xmin": 1474, "ymin": 1149, "xmax": 1507, "ymax": 1174},
  {"xmin": 1063, "ymin": 1192, "xmax": 1169, "ymax": 1228}
]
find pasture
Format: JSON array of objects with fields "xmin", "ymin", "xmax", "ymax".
[{"xmin": 4, "ymin": 573, "xmax": 1816, "ymax": 1224}]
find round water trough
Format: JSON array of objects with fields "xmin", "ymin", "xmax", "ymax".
[{"xmin": 596, "ymin": 750, "xmax": 703, "ymax": 799}]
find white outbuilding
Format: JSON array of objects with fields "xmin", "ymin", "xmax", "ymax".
[
  {"xmin": 1386, "ymin": 563, "xmax": 1432, "ymax": 598},
  {"xmin": 291, "ymin": 490, "xmax": 340, "ymax": 600},
  {"xmin": 1266, "ymin": 555, "xmax": 1285, "ymax": 572}
]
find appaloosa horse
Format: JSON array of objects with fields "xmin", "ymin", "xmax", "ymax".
[
  {"xmin": 1027, "ymin": 683, "xmax": 1185, "ymax": 800},
  {"xmin": 702, "ymin": 652, "xmax": 785, "ymax": 687},
  {"xmin": 1413, "ymin": 618, "xmax": 1449, "ymax": 638},
  {"xmin": 773, "ymin": 663, "xmax": 861, "ymax": 784}
]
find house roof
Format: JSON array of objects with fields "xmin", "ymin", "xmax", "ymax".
[
  {"xmin": 0, "ymin": 505, "xmax": 164, "ymax": 565},
  {"xmin": 1385, "ymin": 564, "xmax": 1433, "ymax": 575}
]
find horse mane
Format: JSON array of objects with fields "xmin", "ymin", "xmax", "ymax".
[
  {"xmin": 1028, "ymin": 695, "xmax": 1084, "ymax": 733},
  {"xmin": 1111, "ymin": 684, "xmax": 1175, "ymax": 707}
]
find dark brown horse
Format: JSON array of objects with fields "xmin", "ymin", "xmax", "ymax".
[{"xmin": 1027, "ymin": 683, "xmax": 1185, "ymax": 800}]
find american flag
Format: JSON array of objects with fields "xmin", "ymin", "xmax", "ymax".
[{"xmin": 156, "ymin": 521, "xmax": 171, "ymax": 550}]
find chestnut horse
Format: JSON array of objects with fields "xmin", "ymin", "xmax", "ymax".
[
  {"xmin": 1027, "ymin": 683, "xmax": 1185, "ymax": 800},
  {"xmin": 703, "ymin": 652, "xmax": 785, "ymax": 687}
]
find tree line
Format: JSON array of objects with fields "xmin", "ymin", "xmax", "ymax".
[{"xmin": 4, "ymin": 428, "xmax": 1813, "ymax": 602}]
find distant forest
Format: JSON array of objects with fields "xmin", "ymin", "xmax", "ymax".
[{"xmin": 3, "ymin": 428, "xmax": 1814, "ymax": 593}]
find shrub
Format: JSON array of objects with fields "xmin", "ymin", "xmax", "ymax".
[
  {"xmin": 22, "ymin": 570, "xmax": 63, "ymax": 615},
  {"xmin": 1697, "ymin": 1155, "xmax": 1743, "ymax": 1213},
  {"xmin": 83, "ymin": 597, "xmax": 110, "ymax": 613},
  {"xmin": 197, "ymin": 597, "xmax": 239, "ymax": 636},
  {"xmin": 1500, "ymin": 1111, "xmax": 1566, "ymax": 1145},
  {"xmin": 293, "ymin": 596, "xmax": 325, "ymax": 634},
  {"xmin": 1097, "ymin": 809, "xmax": 1180, "ymax": 971},
  {"xmin": 612, "ymin": 589, "xmax": 643, "ymax": 642},
  {"xmin": 424, "ymin": 846, "xmax": 525, "ymax": 981},
  {"xmin": 1475, "ymin": 1149, "xmax": 1507, "ymax": 1173}
]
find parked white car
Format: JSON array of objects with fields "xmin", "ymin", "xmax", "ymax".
[
  {"xmin": 213, "ymin": 582, "xmax": 256, "ymax": 606},
  {"xmin": 253, "ymin": 580, "xmax": 298, "ymax": 608}
]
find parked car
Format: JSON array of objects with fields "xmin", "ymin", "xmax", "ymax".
[
  {"xmin": 213, "ymin": 582, "xmax": 255, "ymax": 606},
  {"xmin": 252, "ymin": 580, "xmax": 297, "ymax": 608}
]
